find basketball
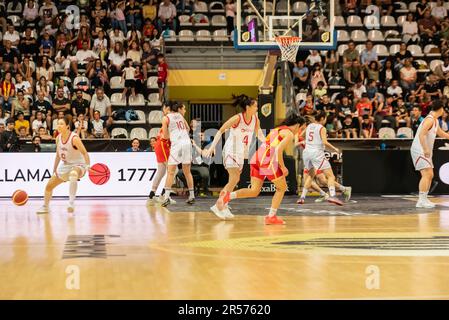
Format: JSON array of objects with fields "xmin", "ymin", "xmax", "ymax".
[
  {"xmin": 88, "ymin": 163, "xmax": 111, "ymax": 185},
  {"xmin": 12, "ymin": 190, "xmax": 28, "ymax": 206}
]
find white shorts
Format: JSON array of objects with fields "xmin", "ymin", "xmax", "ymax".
[
  {"xmin": 56, "ymin": 163, "xmax": 87, "ymax": 181},
  {"xmin": 303, "ymin": 149, "xmax": 331, "ymax": 174},
  {"xmin": 168, "ymin": 142, "xmax": 192, "ymax": 165},
  {"xmin": 411, "ymin": 151, "xmax": 434, "ymax": 171},
  {"xmin": 223, "ymin": 152, "xmax": 244, "ymax": 170}
]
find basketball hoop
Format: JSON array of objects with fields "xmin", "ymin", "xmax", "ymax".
[{"xmin": 275, "ymin": 36, "xmax": 302, "ymax": 62}]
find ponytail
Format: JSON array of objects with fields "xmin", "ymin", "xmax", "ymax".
[
  {"xmin": 279, "ymin": 114, "xmax": 306, "ymax": 127},
  {"xmin": 232, "ymin": 94, "xmax": 256, "ymax": 111}
]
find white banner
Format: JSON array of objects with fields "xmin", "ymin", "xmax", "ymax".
[{"xmin": 0, "ymin": 153, "xmax": 165, "ymax": 197}]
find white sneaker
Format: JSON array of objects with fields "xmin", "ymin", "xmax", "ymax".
[
  {"xmin": 36, "ymin": 206, "xmax": 49, "ymax": 214},
  {"xmin": 223, "ymin": 207, "xmax": 235, "ymax": 219},
  {"xmin": 67, "ymin": 204, "xmax": 74, "ymax": 213},
  {"xmin": 424, "ymin": 199, "xmax": 436, "ymax": 208},
  {"xmin": 169, "ymin": 198, "xmax": 177, "ymax": 205},
  {"xmin": 343, "ymin": 186, "xmax": 352, "ymax": 202},
  {"xmin": 315, "ymin": 194, "xmax": 330, "ymax": 203},
  {"xmin": 416, "ymin": 200, "xmax": 435, "ymax": 209},
  {"xmin": 211, "ymin": 205, "xmax": 227, "ymax": 220}
]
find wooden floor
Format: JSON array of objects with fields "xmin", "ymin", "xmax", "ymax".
[{"xmin": 1, "ymin": 196, "xmax": 449, "ymax": 300}]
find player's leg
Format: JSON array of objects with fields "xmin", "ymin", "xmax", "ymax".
[
  {"xmin": 182, "ymin": 163, "xmax": 195, "ymax": 204},
  {"xmin": 232, "ymin": 176, "xmax": 264, "ymax": 199},
  {"xmin": 417, "ymin": 167, "xmax": 435, "ymax": 208},
  {"xmin": 321, "ymin": 168, "xmax": 343, "ymax": 206},
  {"xmin": 265, "ymin": 176, "xmax": 288, "ymax": 225},
  {"xmin": 148, "ymin": 162, "xmax": 167, "ymax": 204},
  {"xmin": 161, "ymin": 164, "xmax": 177, "ymax": 207},
  {"xmin": 36, "ymin": 175, "xmax": 65, "ymax": 214},
  {"xmin": 297, "ymin": 168, "xmax": 316, "ymax": 204},
  {"xmin": 67, "ymin": 166, "xmax": 85, "ymax": 212},
  {"xmin": 211, "ymin": 167, "xmax": 240, "ymax": 220},
  {"xmin": 315, "ymin": 172, "xmax": 351, "ymax": 202}
]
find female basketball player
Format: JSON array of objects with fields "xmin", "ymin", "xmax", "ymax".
[
  {"xmin": 215, "ymin": 114, "xmax": 306, "ymax": 225},
  {"xmin": 147, "ymin": 102, "xmax": 173, "ymax": 206},
  {"xmin": 37, "ymin": 116, "xmax": 90, "ymax": 214},
  {"xmin": 298, "ymin": 112, "xmax": 351, "ymax": 204},
  {"xmin": 204, "ymin": 94, "xmax": 265, "ymax": 219},
  {"xmin": 160, "ymin": 102, "xmax": 195, "ymax": 207},
  {"xmin": 300, "ymin": 111, "xmax": 349, "ymax": 206},
  {"xmin": 411, "ymin": 100, "xmax": 449, "ymax": 208}
]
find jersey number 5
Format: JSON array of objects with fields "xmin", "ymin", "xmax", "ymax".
[{"xmin": 308, "ymin": 131, "xmax": 314, "ymax": 142}]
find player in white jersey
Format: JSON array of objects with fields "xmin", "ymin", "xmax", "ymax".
[
  {"xmin": 299, "ymin": 111, "xmax": 350, "ymax": 206},
  {"xmin": 204, "ymin": 95, "xmax": 265, "ymax": 220},
  {"xmin": 37, "ymin": 116, "xmax": 90, "ymax": 214},
  {"xmin": 160, "ymin": 102, "xmax": 195, "ymax": 207},
  {"xmin": 411, "ymin": 100, "xmax": 449, "ymax": 208}
]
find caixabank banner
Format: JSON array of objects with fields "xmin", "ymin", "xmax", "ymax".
[{"xmin": 0, "ymin": 153, "xmax": 165, "ymax": 197}]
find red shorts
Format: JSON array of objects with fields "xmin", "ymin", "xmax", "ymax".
[
  {"xmin": 250, "ymin": 161, "xmax": 284, "ymax": 181},
  {"xmin": 154, "ymin": 139, "xmax": 170, "ymax": 163}
]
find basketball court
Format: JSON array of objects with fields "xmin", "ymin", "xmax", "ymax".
[{"xmin": 2, "ymin": 195, "xmax": 449, "ymax": 300}]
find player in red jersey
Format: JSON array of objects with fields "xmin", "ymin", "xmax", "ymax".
[
  {"xmin": 147, "ymin": 103, "xmax": 173, "ymax": 205},
  {"xmin": 215, "ymin": 114, "xmax": 306, "ymax": 225}
]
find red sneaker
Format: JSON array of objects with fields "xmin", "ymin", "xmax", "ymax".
[
  {"xmin": 297, "ymin": 198, "xmax": 305, "ymax": 204},
  {"xmin": 217, "ymin": 191, "xmax": 230, "ymax": 211},
  {"xmin": 264, "ymin": 215, "xmax": 286, "ymax": 225},
  {"xmin": 327, "ymin": 197, "xmax": 343, "ymax": 206}
]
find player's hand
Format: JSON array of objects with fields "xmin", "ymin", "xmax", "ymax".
[
  {"xmin": 281, "ymin": 166, "xmax": 289, "ymax": 177},
  {"xmin": 204, "ymin": 148, "xmax": 215, "ymax": 158}
]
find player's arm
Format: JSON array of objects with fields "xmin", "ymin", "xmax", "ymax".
[
  {"xmin": 204, "ymin": 114, "xmax": 240, "ymax": 157},
  {"xmin": 276, "ymin": 129, "xmax": 294, "ymax": 176},
  {"xmin": 320, "ymin": 127, "xmax": 339, "ymax": 153},
  {"xmin": 161, "ymin": 115, "xmax": 169, "ymax": 140},
  {"xmin": 255, "ymin": 116, "xmax": 266, "ymax": 143},
  {"xmin": 419, "ymin": 118, "xmax": 434, "ymax": 158},
  {"xmin": 73, "ymin": 136, "xmax": 91, "ymax": 168},
  {"xmin": 53, "ymin": 144, "xmax": 61, "ymax": 175}
]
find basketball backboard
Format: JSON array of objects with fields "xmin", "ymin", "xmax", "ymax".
[{"xmin": 235, "ymin": 0, "xmax": 336, "ymax": 51}]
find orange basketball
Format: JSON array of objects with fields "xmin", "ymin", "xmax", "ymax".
[
  {"xmin": 12, "ymin": 190, "xmax": 28, "ymax": 206},
  {"xmin": 89, "ymin": 163, "xmax": 111, "ymax": 185}
]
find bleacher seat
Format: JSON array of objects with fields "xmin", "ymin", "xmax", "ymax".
[
  {"xmin": 397, "ymin": 127, "xmax": 413, "ymax": 138},
  {"xmin": 378, "ymin": 127, "xmax": 396, "ymax": 139},
  {"xmin": 148, "ymin": 93, "xmax": 162, "ymax": 106},
  {"xmin": 111, "ymin": 93, "xmax": 126, "ymax": 107},
  {"xmin": 424, "ymin": 45, "xmax": 441, "ymax": 57},
  {"xmin": 213, "ymin": 29, "xmax": 229, "ymax": 41},
  {"xmin": 148, "ymin": 110, "xmax": 163, "ymax": 124},
  {"xmin": 129, "ymin": 94, "xmax": 145, "ymax": 107},
  {"xmin": 415, "ymin": 59, "xmax": 430, "ymax": 73},
  {"xmin": 8, "ymin": 15, "xmax": 21, "ymax": 28},
  {"xmin": 430, "ymin": 60, "xmax": 443, "ymax": 73},
  {"xmin": 293, "ymin": 1, "xmax": 308, "ymax": 14},
  {"xmin": 195, "ymin": 16, "xmax": 210, "ymax": 27},
  {"xmin": 396, "ymin": 2, "xmax": 409, "ymax": 14},
  {"xmin": 73, "ymin": 76, "xmax": 90, "ymax": 89},
  {"xmin": 347, "ymin": 15, "xmax": 363, "ymax": 27},
  {"xmin": 149, "ymin": 128, "xmax": 161, "ymax": 139},
  {"xmin": 194, "ymin": 1, "xmax": 208, "ymax": 13},
  {"xmin": 277, "ymin": 0, "xmax": 288, "ymax": 13},
  {"xmin": 179, "ymin": 15, "xmax": 193, "ymax": 26},
  {"xmin": 196, "ymin": 30, "xmax": 212, "ymax": 41},
  {"xmin": 407, "ymin": 45, "xmax": 424, "ymax": 58},
  {"xmin": 367, "ymin": 30, "xmax": 384, "ymax": 42},
  {"xmin": 334, "ymin": 16, "xmax": 346, "ymax": 27},
  {"xmin": 355, "ymin": 44, "xmax": 366, "ymax": 54},
  {"xmin": 113, "ymin": 110, "xmax": 146, "ymax": 124},
  {"xmin": 147, "ymin": 77, "xmax": 159, "ymax": 89},
  {"xmin": 209, "ymin": 2, "xmax": 225, "ymax": 13},
  {"xmin": 337, "ymin": 30, "xmax": 350, "ymax": 42},
  {"xmin": 381, "ymin": 16, "xmax": 397, "ymax": 28},
  {"xmin": 397, "ymin": 15, "xmax": 407, "ymax": 27},
  {"xmin": 389, "ymin": 44, "xmax": 401, "ymax": 56},
  {"xmin": 211, "ymin": 15, "xmax": 227, "ymax": 27},
  {"xmin": 337, "ymin": 44, "xmax": 349, "ymax": 57},
  {"xmin": 409, "ymin": 2, "xmax": 418, "ymax": 12},
  {"xmin": 363, "ymin": 15, "xmax": 379, "ymax": 29},
  {"xmin": 373, "ymin": 44, "xmax": 389, "ymax": 57},
  {"xmin": 163, "ymin": 30, "xmax": 176, "ymax": 42},
  {"xmin": 130, "ymin": 128, "xmax": 148, "ymax": 140},
  {"xmin": 111, "ymin": 128, "xmax": 128, "ymax": 139},
  {"xmin": 110, "ymin": 76, "xmax": 124, "ymax": 90},
  {"xmin": 6, "ymin": 2, "xmax": 22, "ymax": 15},
  {"xmin": 179, "ymin": 30, "xmax": 195, "ymax": 41},
  {"xmin": 265, "ymin": 1, "xmax": 274, "ymax": 13},
  {"xmin": 384, "ymin": 30, "xmax": 401, "ymax": 42},
  {"xmin": 351, "ymin": 30, "xmax": 367, "ymax": 42}
]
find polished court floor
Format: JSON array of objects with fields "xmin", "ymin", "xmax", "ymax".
[{"xmin": 1, "ymin": 195, "xmax": 449, "ymax": 300}]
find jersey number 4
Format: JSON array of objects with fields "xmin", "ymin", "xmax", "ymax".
[{"xmin": 243, "ymin": 135, "xmax": 249, "ymax": 146}]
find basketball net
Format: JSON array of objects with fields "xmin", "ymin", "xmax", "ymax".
[{"xmin": 275, "ymin": 36, "xmax": 302, "ymax": 62}]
